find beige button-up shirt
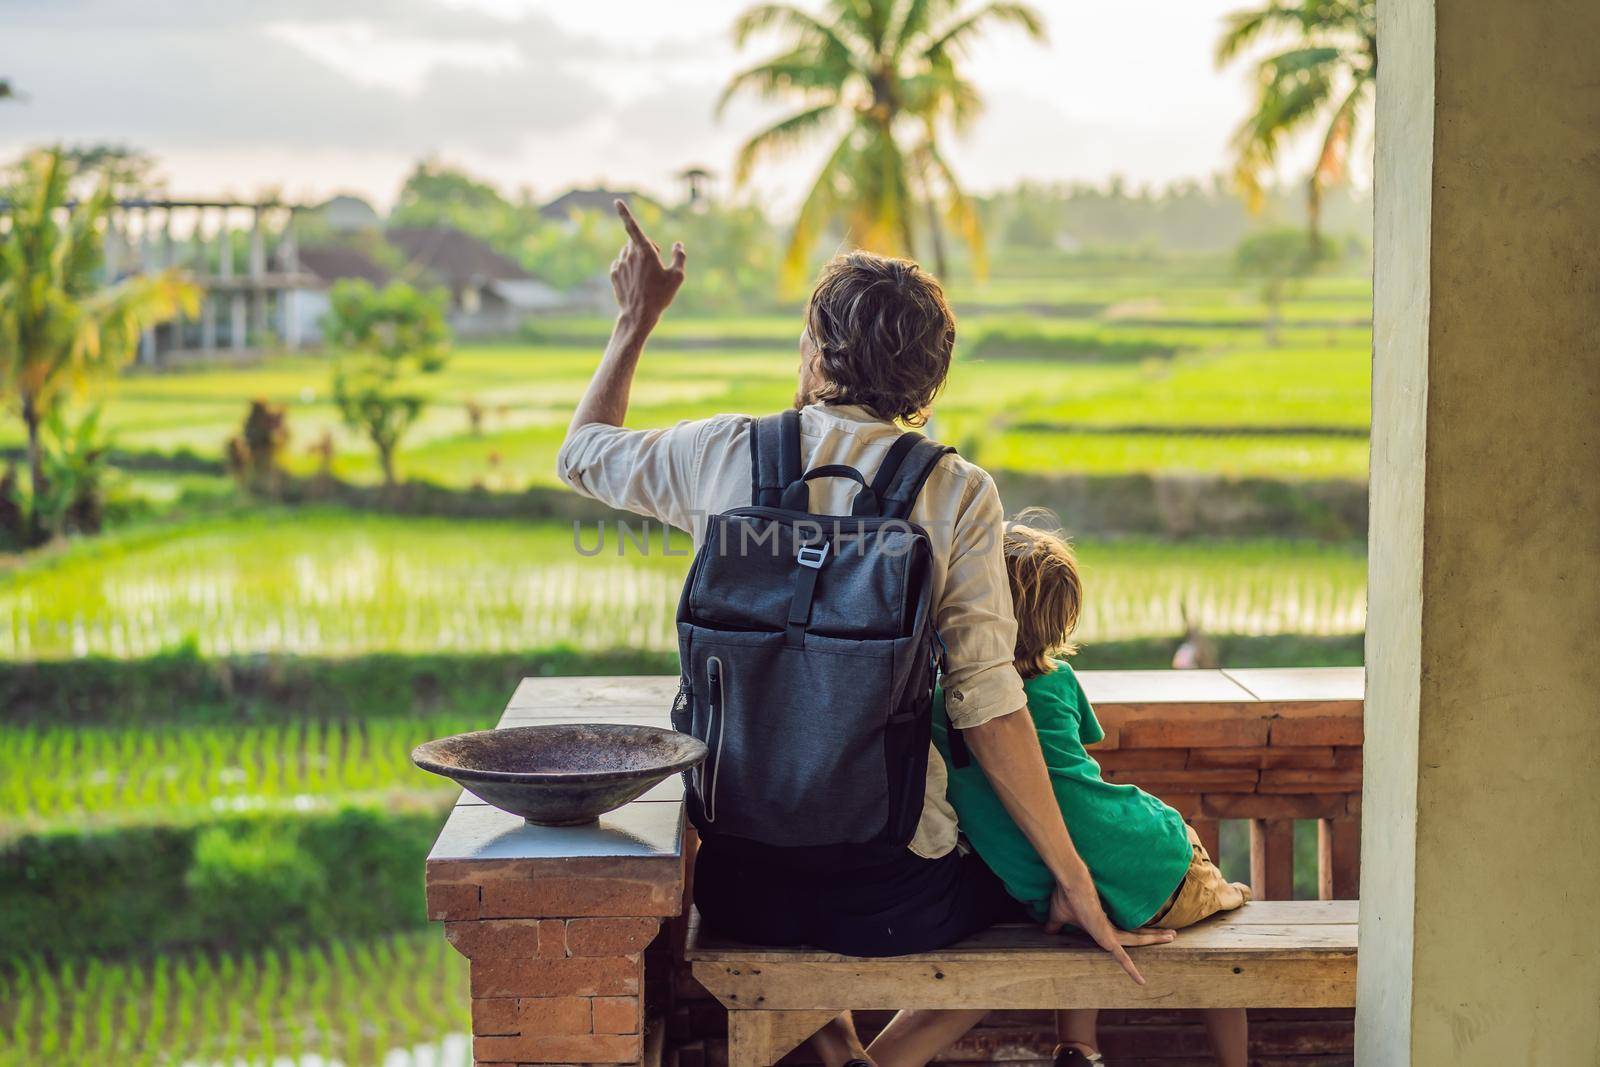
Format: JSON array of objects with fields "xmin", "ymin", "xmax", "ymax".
[{"xmin": 556, "ymin": 402, "xmax": 1026, "ymax": 858}]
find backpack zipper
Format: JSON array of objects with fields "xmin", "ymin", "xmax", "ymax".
[{"xmin": 703, "ymin": 656, "xmax": 725, "ymax": 823}]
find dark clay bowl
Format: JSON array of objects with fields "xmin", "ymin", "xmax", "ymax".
[{"xmin": 412, "ymin": 723, "xmax": 707, "ymax": 826}]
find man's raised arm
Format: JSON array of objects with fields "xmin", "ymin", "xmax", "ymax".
[{"xmin": 563, "ymin": 200, "xmax": 687, "ymax": 439}]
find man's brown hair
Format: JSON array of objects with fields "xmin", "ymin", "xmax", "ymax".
[
  {"xmin": 803, "ymin": 252, "xmax": 955, "ymax": 426},
  {"xmin": 1003, "ymin": 513, "xmax": 1083, "ymax": 679}
]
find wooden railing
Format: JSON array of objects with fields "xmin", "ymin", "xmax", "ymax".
[{"xmin": 1083, "ymin": 667, "xmax": 1363, "ymax": 902}]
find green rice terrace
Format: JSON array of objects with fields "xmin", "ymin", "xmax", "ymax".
[{"xmin": 2, "ymin": 261, "xmax": 1371, "ymax": 1065}]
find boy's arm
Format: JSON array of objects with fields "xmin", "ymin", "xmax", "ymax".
[{"xmin": 963, "ymin": 708, "xmax": 1175, "ymax": 985}]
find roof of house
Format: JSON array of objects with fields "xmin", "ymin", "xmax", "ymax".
[
  {"xmin": 294, "ymin": 244, "xmax": 392, "ymax": 286},
  {"xmin": 386, "ymin": 226, "xmax": 530, "ymax": 285},
  {"xmin": 310, "ymin": 194, "xmax": 382, "ymax": 234},
  {"xmin": 538, "ymin": 187, "xmax": 656, "ymax": 221}
]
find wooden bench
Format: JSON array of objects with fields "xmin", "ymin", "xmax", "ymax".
[{"xmin": 687, "ymin": 900, "xmax": 1357, "ymax": 1067}]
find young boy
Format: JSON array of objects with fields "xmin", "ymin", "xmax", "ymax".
[{"xmin": 930, "ymin": 520, "xmax": 1252, "ymax": 1067}]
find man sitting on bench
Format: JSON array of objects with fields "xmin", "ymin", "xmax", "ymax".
[{"xmin": 557, "ymin": 202, "xmax": 1172, "ymax": 1067}]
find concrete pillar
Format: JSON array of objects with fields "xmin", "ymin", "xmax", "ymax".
[
  {"xmin": 164, "ymin": 207, "xmax": 183, "ymax": 355},
  {"xmin": 280, "ymin": 208, "xmax": 301, "ymax": 351},
  {"xmin": 1358, "ymin": 0, "xmax": 1600, "ymax": 1063},
  {"xmin": 249, "ymin": 206, "xmax": 266, "ymax": 351},
  {"xmin": 140, "ymin": 208, "xmax": 159, "ymax": 364},
  {"xmin": 103, "ymin": 207, "xmax": 121, "ymax": 280},
  {"xmin": 199, "ymin": 211, "xmax": 218, "ymax": 352},
  {"xmin": 221, "ymin": 209, "xmax": 245, "ymax": 353}
]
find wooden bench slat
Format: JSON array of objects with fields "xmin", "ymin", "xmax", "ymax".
[
  {"xmin": 689, "ymin": 924, "xmax": 1356, "ymax": 962},
  {"xmin": 686, "ymin": 900, "xmax": 1357, "ymax": 962},
  {"xmin": 693, "ymin": 954, "xmax": 1357, "ymax": 1012},
  {"xmin": 687, "ymin": 901, "xmax": 1358, "ymax": 1019}
]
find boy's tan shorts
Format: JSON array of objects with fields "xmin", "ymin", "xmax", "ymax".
[{"xmin": 1145, "ymin": 824, "xmax": 1252, "ymax": 930}]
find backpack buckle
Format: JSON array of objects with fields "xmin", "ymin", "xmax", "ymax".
[{"xmin": 796, "ymin": 542, "xmax": 830, "ymax": 569}]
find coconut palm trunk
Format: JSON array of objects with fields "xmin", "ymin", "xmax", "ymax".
[{"xmin": 21, "ymin": 393, "xmax": 45, "ymax": 537}]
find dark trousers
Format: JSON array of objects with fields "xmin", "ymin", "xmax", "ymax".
[{"xmin": 694, "ymin": 837, "xmax": 1021, "ymax": 958}]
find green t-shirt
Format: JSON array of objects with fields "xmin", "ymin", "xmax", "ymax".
[{"xmin": 932, "ymin": 661, "xmax": 1192, "ymax": 930}]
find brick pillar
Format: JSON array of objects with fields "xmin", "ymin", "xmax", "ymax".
[
  {"xmin": 440, "ymin": 912, "xmax": 658, "ymax": 1064},
  {"xmin": 426, "ymin": 806, "xmax": 686, "ymax": 1067}
]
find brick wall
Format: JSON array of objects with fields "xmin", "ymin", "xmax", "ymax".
[{"xmin": 427, "ymin": 848, "xmax": 682, "ymax": 1065}]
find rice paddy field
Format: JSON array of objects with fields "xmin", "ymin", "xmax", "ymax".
[
  {"xmin": 1, "ymin": 510, "xmax": 1367, "ymax": 661},
  {"xmin": 0, "ymin": 715, "xmax": 471, "ymax": 832},
  {"xmin": 0, "ymin": 934, "xmax": 469, "ymax": 1067},
  {"xmin": 2, "ymin": 268, "xmax": 1371, "ymax": 492},
  {"xmin": 1, "ymin": 257, "xmax": 1372, "ymax": 1066}
]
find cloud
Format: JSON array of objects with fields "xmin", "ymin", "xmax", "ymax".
[{"xmin": 0, "ymin": 0, "xmax": 613, "ymax": 154}]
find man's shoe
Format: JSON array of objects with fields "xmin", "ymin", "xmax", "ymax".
[{"xmin": 1052, "ymin": 1044, "xmax": 1105, "ymax": 1066}]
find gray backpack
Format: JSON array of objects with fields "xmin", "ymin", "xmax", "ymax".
[{"xmin": 672, "ymin": 409, "xmax": 966, "ymax": 868}]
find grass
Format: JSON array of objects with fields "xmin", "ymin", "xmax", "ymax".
[
  {"xmin": 0, "ymin": 933, "xmax": 467, "ymax": 1067},
  {"xmin": 976, "ymin": 430, "xmax": 1368, "ymax": 479},
  {"xmin": 0, "ymin": 716, "xmax": 475, "ymax": 832},
  {"xmin": 0, "ymin": 510, "xmax": 1367, "ymax": 661},
  {"xmin": 5, "ymin": 268, "xmax": 1373, "ymax": 491}
]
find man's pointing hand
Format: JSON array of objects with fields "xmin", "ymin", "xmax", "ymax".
[{"xmin": 610, "ymin": 199, "xmax": 685, "ymax": 325}]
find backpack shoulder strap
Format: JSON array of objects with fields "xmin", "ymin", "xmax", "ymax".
[
  {"xmin": 874, "ymin": 436, "xmax": 956, "ymax": 521},
  {"xmin": 749, "ymin": 409, "xmax": 802, "ymax": 507}
]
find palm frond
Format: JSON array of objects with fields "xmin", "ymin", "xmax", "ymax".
[
  {"xmin": 924, "ymin": 1, "xmax": 1046, "ymax": 60},
  {"xmin": 900, "ymin": 68, "xmax": 983, "ymax": 132},
  {"xmin": 1258, "ymin": 45, "xmax": 1344, "ymax": 78},
  {"xmin": 892, "ymin": 0, "xmax": 956, "ymax": 55},
  {"xmin": 1311, "ymin": 76, "xmax": 1369, "ymax": 188},
  {"xmin": 732, "ymin": 3, "xmax": 851, "ymax": 52},
  {"xmin": 1229, "ymin": 70, "xmax": 1336, "ymax": 211},
  {"xmin": 867, "ymin": 125, "xmax": 915, "ymax": 256},
  {"xmin": 829, "ymin": 0, "xmax": 893, "ymax": 54},
  {"xmin": 816, "ymin": 0, "xmax": 877, "ymax": 56},
  {"xmin": 717, "ymin": 49, "xmax": 849, "ymax": 115},
  {"xmin": 916, "ymin": 136, "xmax": 987, "ymax": 277},
  {"xmin": 781, "ymin": 131, "xmax": 857, "ymax": 293},
  {"xmin": 1215, "ymin": 2, "xmax": 1305, "ymax": 67},
  {"xmin": 732, "ymin": 104, "xmax": 841, "ymax": 185}
]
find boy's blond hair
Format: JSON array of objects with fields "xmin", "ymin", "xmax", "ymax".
[{"xmin": 1003, "ymin": 512, "xmax": 1083, "ymax": 679}]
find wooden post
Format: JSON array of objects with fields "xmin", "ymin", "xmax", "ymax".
[
  {"xmin": 1191, "ymin": 818, "xmax": 1221, "ymax": 865},
  {"xmin": 1318, "ymin": 817, "xmax": 1360, "ymax": 900},
  {"xmin": 1249, "ymin": 818, "xmax": 1294, "ymax": 900}
]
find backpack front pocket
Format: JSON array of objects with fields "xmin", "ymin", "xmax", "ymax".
[{"xmin": 680, "ymin": 625, "xmax": 908, "ymax": 848}]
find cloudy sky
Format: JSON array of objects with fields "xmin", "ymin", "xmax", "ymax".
[{"xmin": 0, "ymin": 0, "xmax": 1314, "ymax": 210}]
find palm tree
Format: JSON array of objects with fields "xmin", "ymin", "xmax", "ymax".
[
  {"xmin": 0, "ymin": 149, "xmax": 196, "ymax": 539},
  {"xmin": 721, "ymin": 0, "xmax": 1045, "ymax": 289},
  {"xmin": 1216, "ymin": 0, "xmax": 1376, "ymax": 238}
]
